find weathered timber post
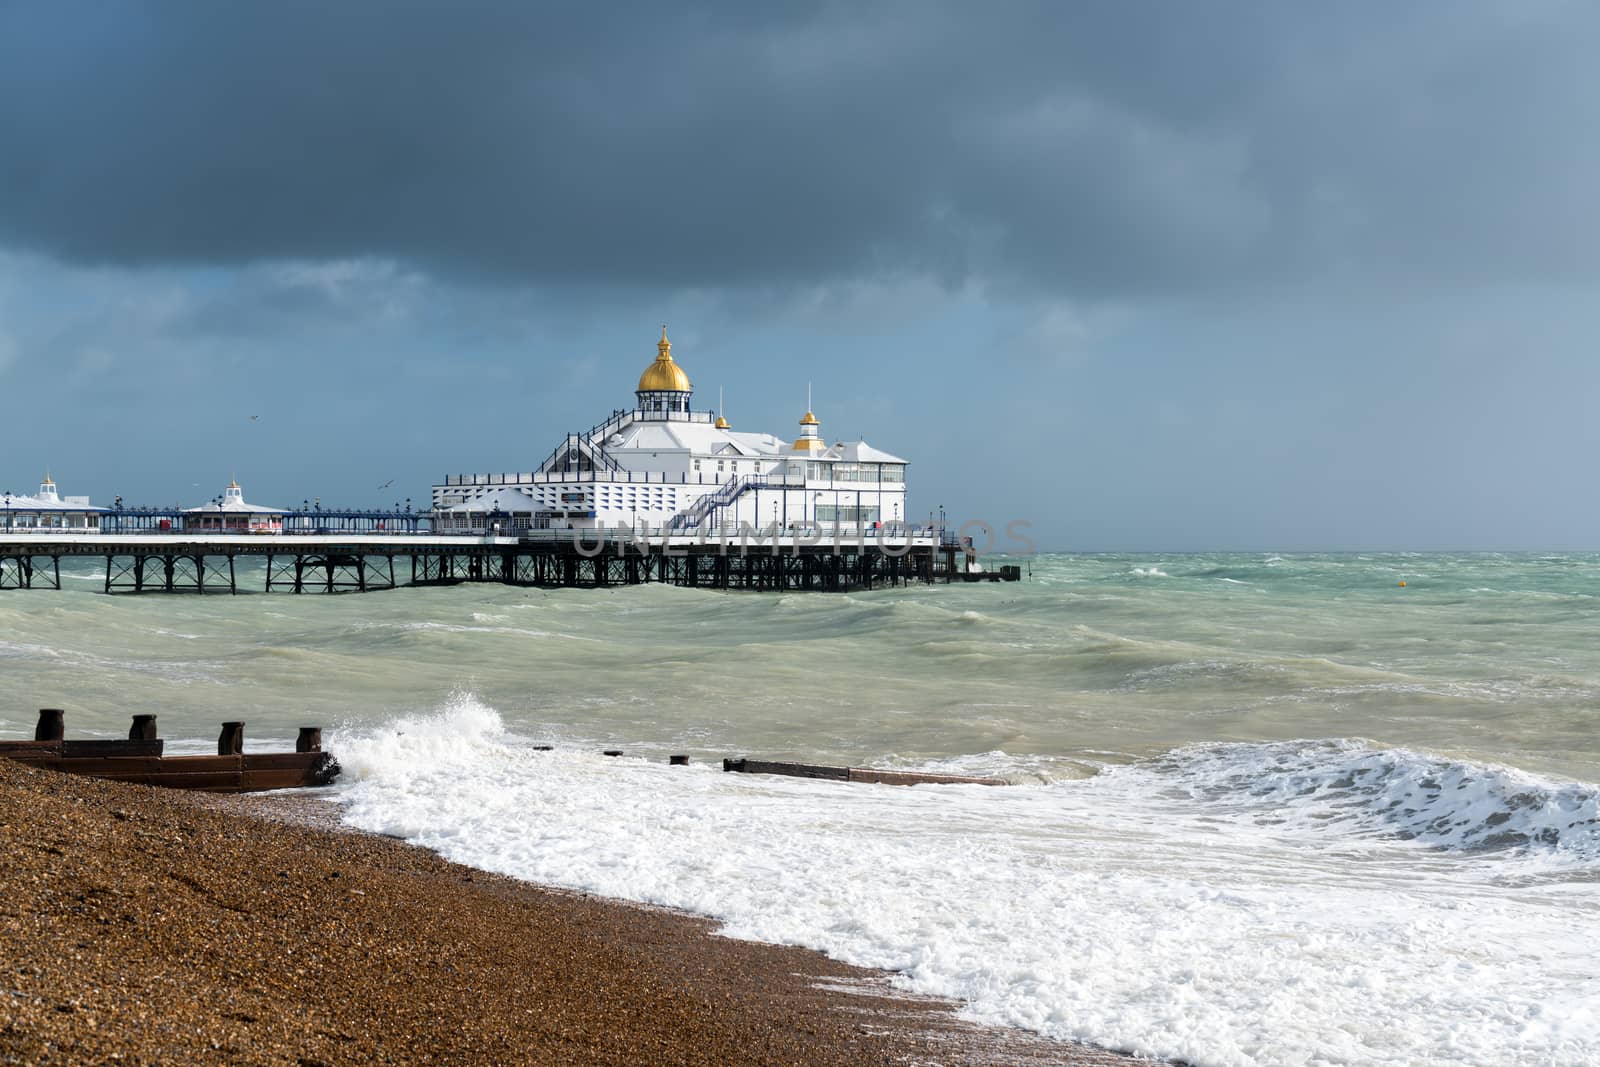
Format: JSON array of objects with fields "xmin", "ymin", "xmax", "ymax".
[
  {"xmin": 295, "ymin": 727, "xmax": 322, "ymax": 753},
  {"xmin": 35, "ymin": 708, "xmax": 65, "ymax": 741},
  {"xmin": 129, "ymin": 714, "xmax": 158, "ymax": 741},
  {"xmin": 218, "ymin": 721, "xmax": 245, "ymax": 756},
  {"xmin": 669, "ymin": 754, "xmax": 690, "ymax": 766}
]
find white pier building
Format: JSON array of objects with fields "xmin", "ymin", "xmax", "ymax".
[
  {"xmin": 1, "ymin": 475, "xmax": 107, "ymax": 531},
  {"xmin": 432, "ymin": 329, "xmax": 912, "ymax": 539},
  {"xmin": 182, "ymin": 481, "xmax": 287, "ymax": 533}
]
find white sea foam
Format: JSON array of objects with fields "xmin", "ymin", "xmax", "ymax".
[
  {"xmin": 1144, "ymin": 738, "xmax": 1600, "ymax": 865},
  {"xmin": 333, "ymin": 701, "xmax": 1600, "ymax": 1067},
  {"xmin": 1132, "ymin": 566, "xmax": 1169, "ymax": 578}
]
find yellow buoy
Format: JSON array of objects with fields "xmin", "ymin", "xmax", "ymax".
[{"xmin": 1399, "ymin": 580, "xmax": 1407, "ymax": 587}]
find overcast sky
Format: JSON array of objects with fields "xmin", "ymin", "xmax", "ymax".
[{"xmin": 2, "ymin": 1, "xmax": 1598, "ymax": 549}]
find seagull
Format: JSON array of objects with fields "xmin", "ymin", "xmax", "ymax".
[
  {"xmin": 249, "ymin": 415, "xmax": 260, "ymax": 421},
  {"xmin": 377, "ymin": 479, "xmax": 394, "ymax": 490}
]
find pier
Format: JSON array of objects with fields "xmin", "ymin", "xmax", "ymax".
[
  {"xmin": 0, "ymin": 525, "xmax": 1006, "ymax": 594},
  {"xmin": 1, "ymin": 330, "xmax": 1028, "ymax": 594}
]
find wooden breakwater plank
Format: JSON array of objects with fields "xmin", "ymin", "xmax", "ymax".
[
  {"xmin": 0, "ymin": 740, "xmax": 62, "ymax": 759},
  {"xmin": 722, "ymin": 758, "xmax": 848, "ymax": 781},
  {"xmin": 722, "ymin": 758, "xmax": 1006, "ymax": 787},
  {"xmin": 242, "ymin": 752, "xmax": 327, "ymax": 771},
  {"xmin": 87, "ymin": 770, "xmax": 245, "ymax": 790},
  {"xmin": 846, "ymin": 767, "xmax": 1007, "ymax": 787},
  {"xmin": 51, "ymin": 756, "xmax": 188, "ymax": 775},
  {"xmin": 61, "ymin": 739, "xmax": 165, "ymax": 758}
]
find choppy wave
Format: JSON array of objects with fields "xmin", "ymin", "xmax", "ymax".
[
  {"xmin": 332, "ymin": 698, "xmax": 1600, "ymax": 1067},
  {"xmin": 1120, "ymin": 739, "xmax": 1600, "ymax": 866}
]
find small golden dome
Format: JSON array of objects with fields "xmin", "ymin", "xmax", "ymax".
[
  {"xmin": 714, "ymin": 415, "xmax": 730, "ymax": 429},
  {"xmin": 799, "ymin": 411, "xmax": 819, "ymax": 426},
  {"xmin": 637, "ymin": 325, "xmax": 692, "ymax": 393}
]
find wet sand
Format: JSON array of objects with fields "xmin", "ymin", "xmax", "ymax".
[{"xmin": 0, "ymin": 760, "xmax": 1143, "ymax": 1066}]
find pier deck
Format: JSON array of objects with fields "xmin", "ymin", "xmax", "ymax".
[{"xmin": 0, "ymin": 529, "xmax": 1002, "ymax": 593}]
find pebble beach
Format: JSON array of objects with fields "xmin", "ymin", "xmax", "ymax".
[{"xmin": 0, "ymin": 759, "xmax": 1135, "ymax": 1066}]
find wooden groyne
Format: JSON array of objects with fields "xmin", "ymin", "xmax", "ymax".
[
  {"xmin": 5, "ymin": 713, "xmax": 1005, "ymax": 795},
  {"xmin": 0, "ymin": 710, "xmax": 339, "ymax": 793},
  {"xmin": 722, "ymin": 758, "xmax": 1006, "ymax": 787}
]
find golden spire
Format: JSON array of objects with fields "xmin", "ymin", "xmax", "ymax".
[
  {"xmin": 637, "ymin": 325, "xmax": 692, "ymax": 392},
  {"xmin": 793, "ymin": 403, "xmax": 822, "ymax": 450}
]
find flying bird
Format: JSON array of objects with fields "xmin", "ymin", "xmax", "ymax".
[
  {"xmin": 249, "ymin": 415, "xmax": 259, "ymax": 421},
  {"xmin": 377, "ymin": 479, "xmax": 394, "ymax": 490}
]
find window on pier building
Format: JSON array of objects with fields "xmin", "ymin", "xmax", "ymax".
[{"xmin": 815, "ymin": 505, "xmax": 881, "ymax": 524}]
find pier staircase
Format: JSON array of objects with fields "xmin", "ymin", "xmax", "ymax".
[
  {"xmin": 537, "ymin": 409, "xmax": 632, "ymax": 475},
  {"xmin": 667, "ymin": 474, "xmax": 767, "ymax": 534}
]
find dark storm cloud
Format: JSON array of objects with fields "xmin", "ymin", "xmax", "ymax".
[{"xmin": 0, "ymin": 1, "xmax": 1595, "ymax": 294}]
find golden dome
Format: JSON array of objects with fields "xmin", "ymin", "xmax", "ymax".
[
  {"xmin": 637, "ymin": 325, "xmax": 692, "ymax": 393},
  {"xmin": 714, "ymin": 415, "xmax": 730, "ymax": 429},
  {"xmin": 799, "ymin": 411, "xmax": 819, "ymax": 426}
]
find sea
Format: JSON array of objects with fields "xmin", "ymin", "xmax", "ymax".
[{"xmin": 3, "ymin": 551, "xmax": 1597, "ymax": 1066}]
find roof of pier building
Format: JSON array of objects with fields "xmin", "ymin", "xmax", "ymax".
[
  {"xmin": 834, "ymin": 440, "xmax": 908, "ymax": 464},
  {"xmin": 520, "ymin": 330, "xmax": 912, "ymax": 477},
  {"xmin": 3, "ymin": 475, "xmax": 106, "ymax": 511},
  {"xmin": 604, "ymin": 419, "xmax": 789, "ymax": 458},
  {"xmin": 183, "ymin": 481, "xmax": 286, "ymax": 515}
]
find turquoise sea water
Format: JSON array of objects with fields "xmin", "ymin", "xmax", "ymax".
[{"xmin": 3, "ymin": 552, "xmax": 1598, "ymax": 1065}]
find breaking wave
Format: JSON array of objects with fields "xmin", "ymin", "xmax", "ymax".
[{"xmin": 1121, "ymin": 739, "xmax": 1600, "ymax": 866}]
